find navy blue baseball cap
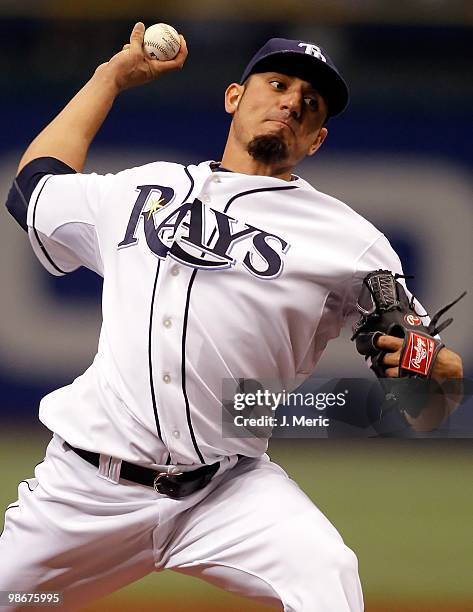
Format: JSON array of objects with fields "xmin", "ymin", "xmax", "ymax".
[{"xmin": 240, "ymin": 38, "xmax": 349, "ymax": 118}]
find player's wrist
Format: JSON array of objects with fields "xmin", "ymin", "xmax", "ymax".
[
  {"xmin": 92, "ymin": 63, "xmax": 122, "ymax": 98},
  {"xmin": 431, "ymin": 348, "xmax": 463, "ymax": 380}
]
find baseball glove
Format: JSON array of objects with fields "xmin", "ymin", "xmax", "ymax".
[{"xmin": 351, "ymin": 269, "xmax": 466, "ymax": 379}]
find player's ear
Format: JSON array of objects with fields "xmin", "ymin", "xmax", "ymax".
[
  {"xmin": 307, "ymin": 127, "xmax": 328, "ymax": 157},
  {"xmin": 224, "ymin": 83, "xmax": 244, "ymax": 115}
]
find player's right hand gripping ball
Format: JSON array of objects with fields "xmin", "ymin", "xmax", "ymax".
[
  {"xmin": 351, "ymin": 269, "xmax": 465, "ymax": 379},
  {"xmin": 143, "ymin": 23, "xmax": 181, "ymax": 60}
]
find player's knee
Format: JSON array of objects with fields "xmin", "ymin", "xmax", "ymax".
[
  {"xmin": 333, "ymin": 543, "xmax": 359, "ymax": 580},
  {"xmin": 299, "ymin": 535, "xmax": 359, "ymax": 582},
  {"xmin": 281, "ymin": 539, "xmax": 361, "ymax": 612},
  {"xmin": 325, "ymin": 544, "xmax": 357, "ymax": 579}
]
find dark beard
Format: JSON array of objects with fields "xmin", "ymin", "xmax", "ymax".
[{"xmin": 247, "ymin": 134, "xmax": 288, "ymax": 164}]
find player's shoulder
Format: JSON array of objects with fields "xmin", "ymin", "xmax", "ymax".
[
  {"xmin": 113, "ymin": 160, "xmax": 188, "ymax": 179},
  {"xmin": 295, "ymin": 176, "xmax": 383, "ymax": 243},
  {"xmin": 111, "ymin": 160, "xmax": 217, "ymax": 188}
]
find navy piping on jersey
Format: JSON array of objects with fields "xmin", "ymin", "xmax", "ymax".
[
  {"xmin": 148, "ymin": 261, "xmax": 163, "ymax": 446},
  {"xmin": 181, "ymin": 269, "xmax": 205, "ymax": 463},
  {"xmin": 19, "ymin": 479, "xmax": 36, "ymax": 492},
  {"xmin": 148, "ymin": 166, "xmax": 195, "ymax": 463},
  {"xmin": 202, "ymin": 184, "xmax": 299, "ymax": 255},
  {"xmin": 0, "ymin": 465, "xmax": 43, "ymax": 538},
  {"xmin": 4, "ymin": 504, "xmax": 19, "ymax": 512},
  {"xmin": 32, "ymin": 176, "xmax": 69, "ymax": 275},
  {"xmin": 6, "ymin": 157, "xmax": 77, "ymax": 273},
  {"xmin": 1, "ymin": 503, "xmax": 20, "ymax": 537},
  {"xmin": 181, "ymin": 181, "xmax": 299, "ymax": 464},
  {"xmin": 210, "ymin": 161, "xmax": 299, "ymax": 181},
  {"xmin": 223, "ymin": 184, "xmax": 299, "ymax": 214}
]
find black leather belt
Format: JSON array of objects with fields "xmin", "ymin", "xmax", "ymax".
[{"xmin": 65, "ymin": 443, "xmax": 220, "ymax": 499}]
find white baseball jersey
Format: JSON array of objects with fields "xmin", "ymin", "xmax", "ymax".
[{"xmin": 26, "ymin": 160, "xmax": 406, "ymax": 466}]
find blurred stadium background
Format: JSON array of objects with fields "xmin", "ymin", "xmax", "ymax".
[{"xmin": 0, "ymin": 1, "xmax": 472, "ymax": 610}]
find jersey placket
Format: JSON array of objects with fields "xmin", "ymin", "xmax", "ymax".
[
  {"xmin": 149, "ymin": 169, "xmax": 216, "ymax": 465},
  {"xmin": 150, "ymin": 259, "xmax": 195, "ymax": 464}
]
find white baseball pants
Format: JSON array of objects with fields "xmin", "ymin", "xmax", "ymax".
[{"xmin": 0, "ymin": 435, "xmax": 363, "ymax": 611}]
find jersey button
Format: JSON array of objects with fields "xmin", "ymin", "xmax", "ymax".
[
  {"xmin": 172, "ymin": 430, "xmax": 180, "ymax": 439},
  {"xmin": 163, "ymin": 374, "xmax": 171, "ymax": 384},
  {"xmin": 170, "ymin": 266, "xmax": 179, "ymax": 276},
  {"xmin": 163, "ymin": 318, "xmax": 172, "ymax": 328},
  {"xmin": 202, "ymin": 194, "xmax": 210, "ymax": 203}
]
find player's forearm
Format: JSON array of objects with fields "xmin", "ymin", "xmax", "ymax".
[
  {"xmin": 405, "ymin": 376, "xmax": 464, "ymax": 432},
  {"xmin": 405, "ymin": 395, "xmax": 461, "ymax": 432},
  {"xmin": 17, "ymin": 65, "xmax": 119, "ymax": 174},
  {"xmin": 404, "ymin": 349, "xmax": 464, "ymax": 431}
]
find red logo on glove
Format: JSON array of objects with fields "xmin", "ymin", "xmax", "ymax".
[
  {"xmin": 404, "ymin": 314, "xmax": 421, "ymax": 326},
  {"xmin": 401, "ymin": 332, "xmax": 435, "ymax": 376}
]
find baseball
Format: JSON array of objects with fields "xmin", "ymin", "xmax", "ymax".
[{"xmin": 143, "ymin": 23, "xmax": 181, "ymax": 61}]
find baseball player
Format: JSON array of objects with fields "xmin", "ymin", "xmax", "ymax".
[{"xmin": 1, "ymin": 22, "xmax": 463, "ymax": 611}]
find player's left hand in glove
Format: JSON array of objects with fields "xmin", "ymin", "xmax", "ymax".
[
  {"xmin": 351, "ymin": 269, "xmax": 465, "ymax": 380},
  {"xmin": 351, "ymin": 270, "xmax": 465, "ymax": 428}
]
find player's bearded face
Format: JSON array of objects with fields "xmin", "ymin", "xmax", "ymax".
[{"xmin": 231, "ymin": 73, "xmax": 328, "ymax": 168}]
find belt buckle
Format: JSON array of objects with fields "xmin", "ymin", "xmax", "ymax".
[{"xmin": 153, "ymin": 470, "xmax": 183, "ymax": 494}]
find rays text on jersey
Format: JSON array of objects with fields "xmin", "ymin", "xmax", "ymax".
[{"xmin": 118, "ymin": 184, "xmax": 290, "ymax": 279}]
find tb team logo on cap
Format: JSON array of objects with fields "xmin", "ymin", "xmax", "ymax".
[
  {"xmin": 239, "ymin": 37, "xmax": 349, "ymax": 116},
  {"xmin": 298, "ymin": 43, "xmax": 326, "ymax": 63}
]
